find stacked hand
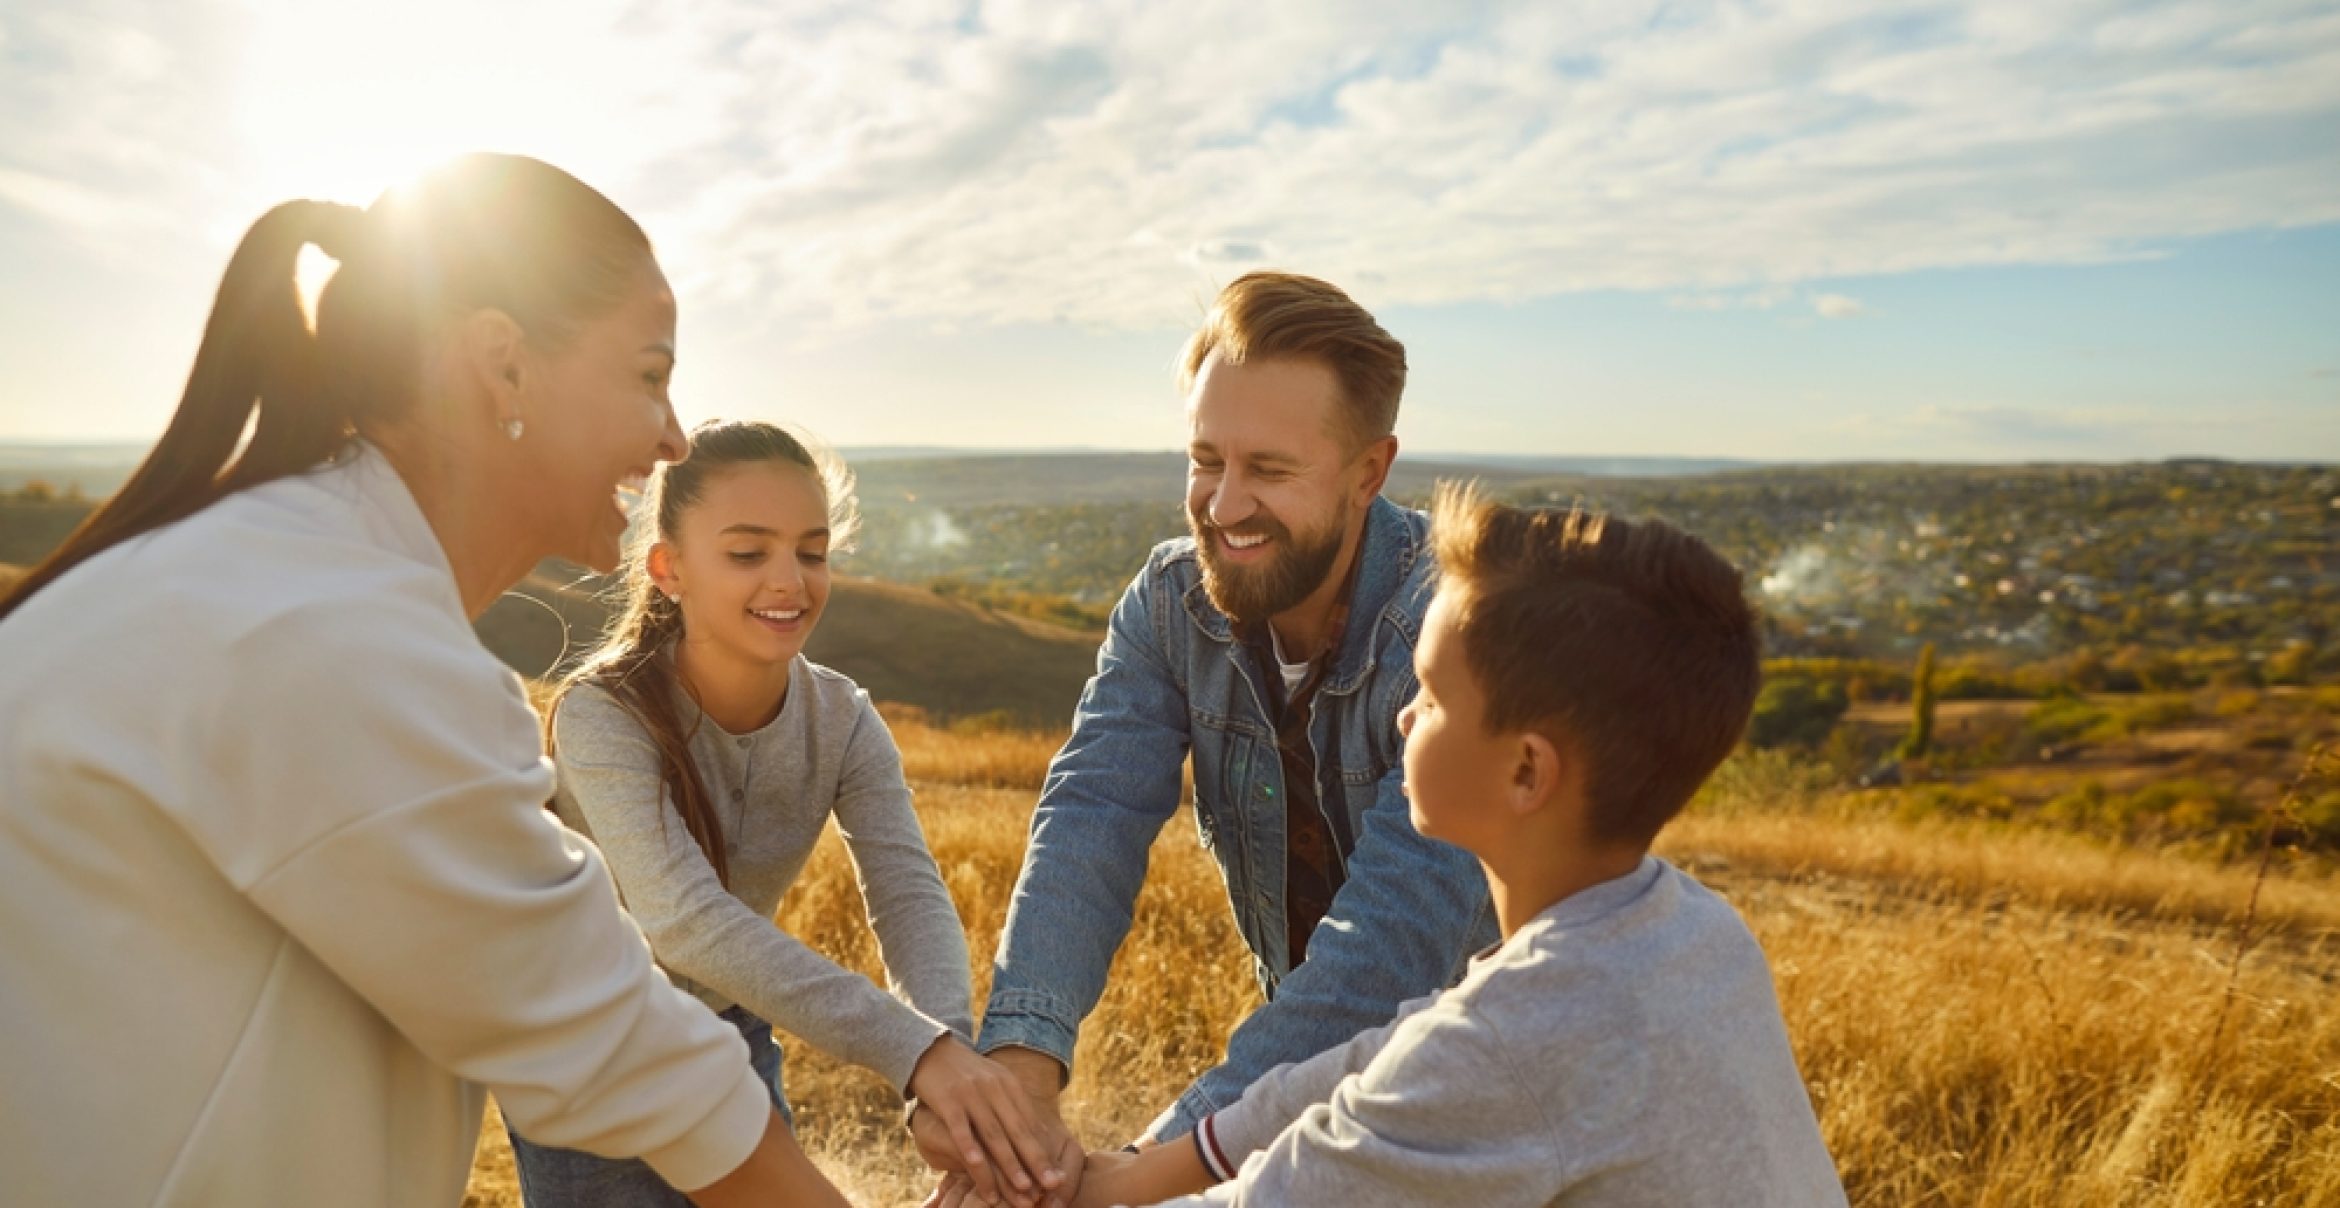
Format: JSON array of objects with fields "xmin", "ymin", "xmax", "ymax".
[
  {"xmin": 929, "ymin": 1142, "xmax": 1205, "ymax": 1208},
  {"xmin": 909, "ymin": 1042, "xmax": 1080, "ymax": 1207}
]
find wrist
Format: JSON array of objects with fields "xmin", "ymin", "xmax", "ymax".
[
  {"xmin": 988, "ymin": 1045, "xmax": 1068, "ymax": 1101},
  {"xmin": 1138, "ymin": 1134, "xmax": 1211, "ymax": 1198}
]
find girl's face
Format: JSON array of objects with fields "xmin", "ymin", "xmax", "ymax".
[{"xmin": 653, "ymin": 460, "xmax": 834, "ymax": 671}]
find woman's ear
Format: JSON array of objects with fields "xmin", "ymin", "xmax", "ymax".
[
  {"xmin": 458, "ymin": 308, "xmax": 528, "ymax": 432},
  {"xmin": 646, "ymin": 540, "xmax": 683, "ymax": 601}
]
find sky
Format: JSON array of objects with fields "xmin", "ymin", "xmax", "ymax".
[{"xmin": 2, "ymin": 0, "xmax": 2336, "ymax": 461}]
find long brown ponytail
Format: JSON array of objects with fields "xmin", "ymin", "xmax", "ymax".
[
  {"xmin": 550, "ymin": 420, "xmax": 859, "ymax": 888},
  {"xmin": 0, "ymin": 153, "xmax": 651, "ymax": 624}
]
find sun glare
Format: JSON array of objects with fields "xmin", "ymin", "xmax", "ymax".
[{"xmin": 225, "ymin": 0, "xmax": 670, "ymax": 214}]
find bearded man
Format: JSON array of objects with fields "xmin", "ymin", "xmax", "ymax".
[{"xmin": 918, "ymin": 272, "xmax": 1495, "ymax": 1201}]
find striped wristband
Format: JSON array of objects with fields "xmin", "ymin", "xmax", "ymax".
[{"xmin": 1192, "ymin": 1115, "xmax": 1238, "ymax": 1182}]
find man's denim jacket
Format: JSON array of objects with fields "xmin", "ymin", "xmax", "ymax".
[{"xmin": 977, "ymin": 496, "xmax": 1497, "ymax": 1140}]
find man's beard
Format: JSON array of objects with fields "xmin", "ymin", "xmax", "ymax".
[{"xmin": 1190, "ymin": 501, "xmax": 1349, "ymax": 624}]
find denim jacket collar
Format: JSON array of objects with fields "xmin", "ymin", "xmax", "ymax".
[{"xmin": 1178, "ymin": 495, "xmax": 1426, "ymax": 698}]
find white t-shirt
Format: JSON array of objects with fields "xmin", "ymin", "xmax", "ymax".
[
  {"xmin": 1266, "ymin": 627, "xmax": 1312, "ymax": 696},
  {"xmin": 0, "ymin": 446, "xmax": 768, "ymax": 1207}
]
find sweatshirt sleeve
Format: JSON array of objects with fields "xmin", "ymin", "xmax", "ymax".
[
  {"xmin": 554, "ymin": 685, "xmax": 953, "ymax": 1094},
  {"xmin": 832, "ymin": 693, "xmax": 976, "ymax": 1042},
  {"xmin": 1197, "ymin": 988, "xmax": 1440, "ymax": 1166},
  {"xmin": 1162, "ymin": 1001, "xmax": 1563, "ymax": 1208},
  {"xmin": 204, "ymin": 603, "xmax": 768, "ymax": 1194}
]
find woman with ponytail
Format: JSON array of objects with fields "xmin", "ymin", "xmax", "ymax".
[
  {"xmin": 0, "ymin": 156, "xmax": 846, "ymax": 1207},
  {"xmin": 511, "ymin": 420, "xmax": 1064, "ymax": 1208}
]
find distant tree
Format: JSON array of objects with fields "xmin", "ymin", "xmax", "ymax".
[
  {"xmin": 16, "ymin": 480, "xmax": 54, "ymax": 503},
  {"xmin": 2063, "ymin": 647, "xmax": 2108, "ymax": 693},
  {"xmin": 1898, "ymin": 642, "xmax": 1938, "ymax": 760}
]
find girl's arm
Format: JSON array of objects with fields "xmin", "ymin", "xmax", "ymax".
[
  {"xmin": 834, "ymin": 695, "xmax": 1070, "ymax": 1206},
  {"xmin": 830, "ymin": 694, "xmax": 975, "ymax": 1038},
  {"xmin": 553, "ymin": 686, "xmax": 952, "ymax": 1089}
]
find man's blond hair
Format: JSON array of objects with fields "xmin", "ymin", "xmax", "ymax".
[{"xmin": 1178, "ymin": 271, "xmax": 1407, "ymax": 451}]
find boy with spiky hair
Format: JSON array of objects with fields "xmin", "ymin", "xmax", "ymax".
[{"xmin": 1071, "ymin": 484, "xmax": 1846, "ymax": 1207}]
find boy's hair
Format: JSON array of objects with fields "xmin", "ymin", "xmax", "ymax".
[
  {"xmin": 1177, "ymin": 271, "xmax": 1407, "ymax": 453},
  {"xmin": 1429, "ymin": 482, "xmax": 1761, "ymax": 846}
]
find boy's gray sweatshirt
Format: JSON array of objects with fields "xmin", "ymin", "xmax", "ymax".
[
  {"xmin": 550, "ymin": 658, "xmax": 973, "ymax": 1096},
  {"xmin": 1171, "ymin": 857, "xmax": 1845, "ymax": 1207}
]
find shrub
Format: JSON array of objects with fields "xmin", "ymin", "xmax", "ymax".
[
  {"xmin": 1748, "ymin": 675, "xmax": 1850, "ymax": 750},
  {"xmin": 2027, "ymin": 693, "xmax": 2109, "ymax": 746},
  {"xmin": 2212, "ymin": 689, "xmax": 2263, "ymax": 718}
]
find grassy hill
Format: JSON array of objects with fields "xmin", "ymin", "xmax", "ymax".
[
  {"xmin": 461, "ymin": 726, "xmax": 2340, "ymax": 1207},
  {"xmin": 0, "ymin": 489, "xmax": 1104, "ymax": 725},
  {"xmin": 479, "ymin": 568, "xmax": 1100, "ymax": 726},
  {"xmin": 848, "ymin": 450, "xmax": 1550, "ymax": 507},
  {"xmin": 6, "ymin": 545, "xmax": 1098, "ymax": 727}
]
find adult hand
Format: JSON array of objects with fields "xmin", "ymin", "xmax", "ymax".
[
  {"xmin": 987, "ymin": 1046, "xmax": 1070, "ymax": 1105},
  {"xmin": 907, "ymin": 1036, "xmax": 1065, "ymax": 1206},
  {"xmin": 982, "ymin": 1047, "xmax": 1088, "ymax": 1208}
]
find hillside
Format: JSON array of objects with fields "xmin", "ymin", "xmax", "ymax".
[
  {"xmin": 5, "ymin": 549, "xmax": 1099, "ymax": 726},
  {"xmin": 848, "ymin": 450, "xmax": 1547, "ymax": 507},
  {"xmin": 479, "ymin": 568, "xmax": 1100, "ymax": 726},
  {"xmin": 462, "ymin": 724, "xmax": 2340, "ymax": 1207},
  {"xmin": 0, "ymin": 444, "xmax": 1711, "ymax": 508},
  {"xmin": 0, "ymin": 491, "xmax": 1106, "ymax": 725}
]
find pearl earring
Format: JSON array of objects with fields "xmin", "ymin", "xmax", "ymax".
[{"xmin": 503, "ymin": 417, "xmax": 525, "ymax": 441}]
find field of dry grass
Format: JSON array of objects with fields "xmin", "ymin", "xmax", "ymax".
[{"xmin": 466, "ymin": 716, "xmax": 2340, "ymax": 1207}]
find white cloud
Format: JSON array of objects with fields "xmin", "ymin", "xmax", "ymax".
[
  {"xmin": 1669, "ymin": 284, "xmax": 1799, "ymax": 311},
  {"xmin": 1813, "ymin": 293, "xmax": 1866, "ymax": 318},
  {"xmin": 5, "ymin": 0, "xmax": 2338, "ymax": 333}
]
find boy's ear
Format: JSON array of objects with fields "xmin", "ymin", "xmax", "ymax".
[
  {"xmin": 1510, "ymin": 730, "xmax": 1564, "ymax": 816},
  {"xmin": 646, "ymin": 540, "xmax": 682, "ymax": 599}
]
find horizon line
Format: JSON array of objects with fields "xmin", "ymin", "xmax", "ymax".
[{"xmin": 0, "ymin": 438, "xmax": 2333, "ymax": 472}]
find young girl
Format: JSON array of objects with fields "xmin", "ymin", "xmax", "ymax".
[{"xmin": 509, "ymin": 420, "xmax": 1059, "ymax": 1206}]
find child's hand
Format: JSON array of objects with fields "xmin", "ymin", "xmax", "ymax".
[
  {"xmin": 1066, "ymin": 1149, "xmax": 1138, "ymax": 1208},
  {"xmin": 907, "ymin": 1037, "xmax": 1067, "ymax": 1206},
  {"xmin": 1069, "ymin": 1142, "xmax": 1211, "ymax": 1208}
]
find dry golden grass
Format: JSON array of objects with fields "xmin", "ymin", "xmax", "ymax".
[
  {"xmin": 880, "ymin": 709, "xmax": 1069, "ymax": 793},
  {"xmin": 468, "ymin": 728, "xmax": 2340, "ymax": 1207}
]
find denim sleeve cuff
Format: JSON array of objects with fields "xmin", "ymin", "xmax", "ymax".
[
  {"xmin": 1146, "ymin": 1077, "xmax": 1224, "ymax": 1141},
  {"xmin": 976, "ymin": 988, "xmax": 1082, "ymax": 1077}
]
